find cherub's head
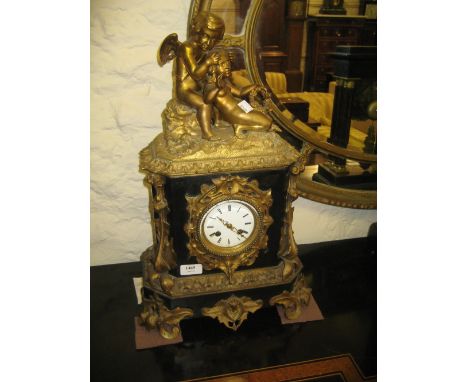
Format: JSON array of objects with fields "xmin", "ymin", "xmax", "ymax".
[
  {"xmin": 217, "ymin": 50, "xmax": 233, "ymax": 78},
  {"xmin": 191, "ymin": 11, "xmax": 225, "ymax": 51},
  {"xmin": 208, "ymin": 49, "xmax": 232, "ymax": 82}
]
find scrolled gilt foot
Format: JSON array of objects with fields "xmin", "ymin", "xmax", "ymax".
[
  {"xmin": 139, "ymin": 295, "xmax": 193, "ymax": 339},
  {"xmin": 202, "ymin": 295, "xmax": 262, "ymax": 331},
  {"xmin": 269, "ymin": 274, "xmax": 311, "ymax": 320}
]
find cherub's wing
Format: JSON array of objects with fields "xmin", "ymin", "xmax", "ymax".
[{"xmin": 157, "ymin": 33, "xmax": 180, "ymax": 67}]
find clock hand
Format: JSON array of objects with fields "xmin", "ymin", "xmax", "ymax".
[
  {"xmin": 217, "ymin": 217, "xmax": 247, "ymax": 238},
  {"xmin": 209, "ymin": 231, "xmax": 221, "ymax": 237},
  {"xmin": 217, "ymin": 217, "xmax": 230, "ymax": 228},
  {"xmin": 217, "ymin": 217, "xmax": 235, "ymax": 232}
]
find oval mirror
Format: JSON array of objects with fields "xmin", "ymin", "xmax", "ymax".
[{"xmin": 190, "ymin": 0, "xmax": 376, "ymax": 209}]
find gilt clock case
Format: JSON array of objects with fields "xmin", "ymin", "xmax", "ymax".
[{"xmin": 137, "ymin": 131, "xmax": 311, "ymax": 336}]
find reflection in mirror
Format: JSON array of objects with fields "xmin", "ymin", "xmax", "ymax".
[
  {"xmin": 250, "ymin": 1, "xmax": 377, "ymax": 191},
  {"xmin": 262, "ymin": 77, "xmax": 379, "ymax": 152},
  {"xmin": 210, "ymin": 0, "xmax": 252, "ymax": 35},
  {"xmin": 219, "ymin": 47, "xmax": 248, "ymax": 85}
]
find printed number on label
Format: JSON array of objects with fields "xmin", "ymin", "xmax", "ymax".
[{"xmin": 180, "ymin": 264, "xmax": 203, "ymax": 276}]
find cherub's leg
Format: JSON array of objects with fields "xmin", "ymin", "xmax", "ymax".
[
  {"xmin": 212, "ymin": 107, "xmax": 221, "ymax": 127},
  {"xmin": 198, "ymin": 104, "xmax": 219, "ymax": 140},
  {"xmin": 233, "ymin": 124, "xmax": 263, "ymax": 138},
  {"xmin": 232, "ymin": 112, "xmax": 273, "ymax": 138},
  {"xmin": 233, "ymin": 124, "xmax": 247, "ymax": 138},
  {"xmin": 178, "ymin": 88, "xmax": 219, "ymax": 141}
]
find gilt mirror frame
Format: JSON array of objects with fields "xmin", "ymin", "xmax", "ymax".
[{"xmin": 188, "ymin": 0, "xmax": 376, "ymax": 209}]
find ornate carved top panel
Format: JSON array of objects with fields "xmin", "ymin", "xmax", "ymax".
[{"xmin": 140, "ymin": 128, "xmax": 299, "ymax": 176}]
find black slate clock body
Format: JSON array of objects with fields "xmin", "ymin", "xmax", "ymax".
[{"xmin": 166, "ymin": 169, "xmax": 288, "ymax": 273}]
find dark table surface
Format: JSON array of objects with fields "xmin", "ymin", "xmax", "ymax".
[{"xmin": 91, "ymin": 237, "xmax": 376, "ymax": 382}]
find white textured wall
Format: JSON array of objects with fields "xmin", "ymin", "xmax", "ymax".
[{"xmin": 91, "ymin": 0, "xmax": 376, "ymax": 266}]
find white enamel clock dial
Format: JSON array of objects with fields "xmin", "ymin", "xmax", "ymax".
[{"xmin": 200, "ymin": 200, "xmax": 258, "ymax": 250}]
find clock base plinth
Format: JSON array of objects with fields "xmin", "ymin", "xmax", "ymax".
[{"xmin": 139, "ymin": 246, "xmax": 305, "ymax": 332}]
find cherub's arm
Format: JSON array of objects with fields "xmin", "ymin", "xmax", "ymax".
[
  {"xmin": 228, "ymin": 82, "xmax": 258, "ymax": 98},
  {"xmin": 180, "ymin": 44, "xmax": 218, "ymax": 81},
  {"xmin": 203, "ymin": 84, "xmax": 220, "ymax": 104}
]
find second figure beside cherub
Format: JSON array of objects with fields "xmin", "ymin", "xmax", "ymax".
[{"xmin": 203, "ymin": 49, "xmax": 273, "ymax": 139}]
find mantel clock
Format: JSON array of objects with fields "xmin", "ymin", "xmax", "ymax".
[{"xmin": 138, "ymin": 10, "xmax": 312, "ymax": 339}]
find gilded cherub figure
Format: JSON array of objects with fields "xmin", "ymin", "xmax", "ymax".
[
  {"xmin": 203, "ymin": 49, "xmax": 273, "ymax": 138},
  {"xmin": 158, "ymin": 12, "xmax": 225, "ymax": 141}
]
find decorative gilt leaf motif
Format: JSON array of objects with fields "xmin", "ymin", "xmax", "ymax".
[
  {"xmin": 158, "ymin": 305, "xmax": 193, "ymax": 339},
  {"xmin": 202, "ymin": 295, "xmax": 263, "ymax": 331},
  {"xmin": 269, "ymin": 274, "xmax": 311, "ymax": 320},
  {"xmin": 139, "ymin": 295, "xmax": 193, "ymax": 339},
  {"xmin": 147, "ymin": 174, "xmax": 177, "ymax": 273},
  {"xmin": 277, "ymin": 146, "xmax": 313, "ymax": 279},
  {"xmin": 290, "ymin": 143, "xmax": 313, "ymax": 175},
  {"xmin": 142, "ymin": 251, "xmax": 301, "ymax": 298}
]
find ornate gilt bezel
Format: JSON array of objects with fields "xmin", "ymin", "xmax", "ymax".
[
  {"xmin": 198, "ymin": 197, "xmax": 261, "ymax": 257},
  {"xmin": 185, "ymin": 176, "xmax": 273, "ymax": 281}
]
